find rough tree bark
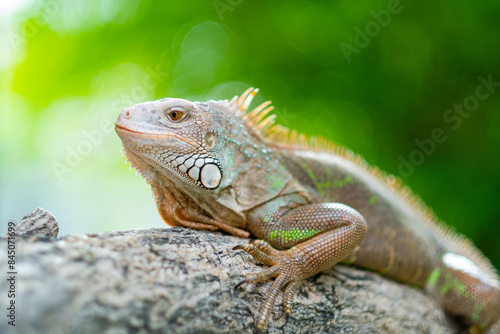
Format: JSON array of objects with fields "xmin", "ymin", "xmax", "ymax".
[{"xmin": 1, "ymin": 208, "xmax": 461, "ymax": 334}]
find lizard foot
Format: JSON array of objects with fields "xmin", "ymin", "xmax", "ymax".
[{"xmin": 234, "ymin": 240, "xmax": 304, "ymax": 329}]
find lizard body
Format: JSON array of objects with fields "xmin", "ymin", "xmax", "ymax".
[{"xmin": 115, "ymin": 88, "xmax": 500, "ymax": 332}]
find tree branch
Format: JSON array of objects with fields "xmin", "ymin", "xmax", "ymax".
[{"xmin": 1, "ymin": 208, "xmax": 460, "ymax": 334}]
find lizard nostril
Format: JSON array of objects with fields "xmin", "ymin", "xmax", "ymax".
[{"xmin": 123, "ymin": 110, "xmax": 131, "ymax": 119}]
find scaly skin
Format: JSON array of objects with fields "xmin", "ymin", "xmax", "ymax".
[{"xmin": 115, "ymin": 88, "xmax": 500, "ymax": 332}]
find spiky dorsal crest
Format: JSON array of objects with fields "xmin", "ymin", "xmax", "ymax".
[
  {"xmin": 230, "ymin": 87, "xmax": 347, "ymax": 153},
  {"xmin": 229, "ymin": 87, "xmax": 275, "ymax": 133},
  {"xmin": 228, "ymin": 87, "xmax": 499, "ymax": 280},
  {"xmin": 229, "ymin": 88, "xmax": 359, "ymax": 156}
]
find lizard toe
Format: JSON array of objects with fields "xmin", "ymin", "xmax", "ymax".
[
  {"xmin": 283, "ymin": 280, "xmax": 299, "ymax": 314},
  {"xmin": 251, "ymin": 239, "xmax": 280, "ymax": 256},
  {"xmin": 234, "ymin": 242, "xmax": 278, "ymax": 266},
  {"xmin": 257, "ymin": 274, "xmax": 290, "ymax": 329}
]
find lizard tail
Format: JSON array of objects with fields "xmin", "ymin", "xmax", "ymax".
[{"xmin": 424, "ymin": 252, "xmax": 500, "ymax": 331}]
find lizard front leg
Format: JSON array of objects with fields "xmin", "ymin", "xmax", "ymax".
[
  {"xmin": 235, "ymin": 200, "xmax": 367, "ymax": 329},
  {"xmin": 151, "ymin": 173, "xmax": 250, "ymax": 237}
]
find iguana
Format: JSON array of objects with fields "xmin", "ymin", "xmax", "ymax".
[{"xmin": 115, "ymin": 88, "xmax": 500, "ymax": 332}]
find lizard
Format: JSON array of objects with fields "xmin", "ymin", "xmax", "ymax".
[{"xmin": 115, "ymin": 87, "xmax": 500, "ymax": 332}]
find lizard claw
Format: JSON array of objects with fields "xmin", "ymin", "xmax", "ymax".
[
  {"xmin": 234, "ymin": 278, "xmax": 251, "ymax": 290},
  {"xmin": 232, "ymin": 244, "xmax": 247, "ymax": 251}
]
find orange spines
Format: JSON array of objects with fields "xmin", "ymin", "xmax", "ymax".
[{"xmin": 244, "ymin": 100, "xmax": 272, "ymax": 121}]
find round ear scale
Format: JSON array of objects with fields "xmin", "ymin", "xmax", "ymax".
[
  {"xmin": 171, "ymin": 154, "xmax": 223, "ymax": 190},
  {"xmin": 199, "ymin": 163, "xmax": 222, "ymax": 189}
]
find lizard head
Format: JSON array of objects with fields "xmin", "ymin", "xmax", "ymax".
[
  {"xmin": 115, "ymin": 88, "xmax": 306, "ymax": 229},
  {"xmin": 115, "ymin": 97, "xmax": 225, "ymax": 190}
]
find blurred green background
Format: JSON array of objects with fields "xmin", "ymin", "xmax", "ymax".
[{"xmin": 1, "ymin": 0, "xmax": 499, "ymax": 271}]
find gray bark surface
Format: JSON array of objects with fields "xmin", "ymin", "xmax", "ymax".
[
  {"xmin": 0, "ymin": 208, "xmax": 461, "ymax": 334},
  {"xmin": 5, "ymin": 207, "xmax": 58, "ymax": 238}
]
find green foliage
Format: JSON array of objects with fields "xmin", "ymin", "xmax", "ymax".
[{"xmin": 1, "ymin": 0, "xmax": 499, "ymax": 270}]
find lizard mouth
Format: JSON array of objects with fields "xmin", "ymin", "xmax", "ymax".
[{"xmin": 115, "ymin": 124, "xmax": 199, "ymax": 148}]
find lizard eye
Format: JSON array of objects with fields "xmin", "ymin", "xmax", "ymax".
[{"xmin": 167, "ymin": 107, "xmax": 186, "ymax": 122}]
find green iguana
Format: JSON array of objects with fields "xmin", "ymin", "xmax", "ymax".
[{"xmin": 115, "ymin": 88, "xmax": 500, "ymax": 332}]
